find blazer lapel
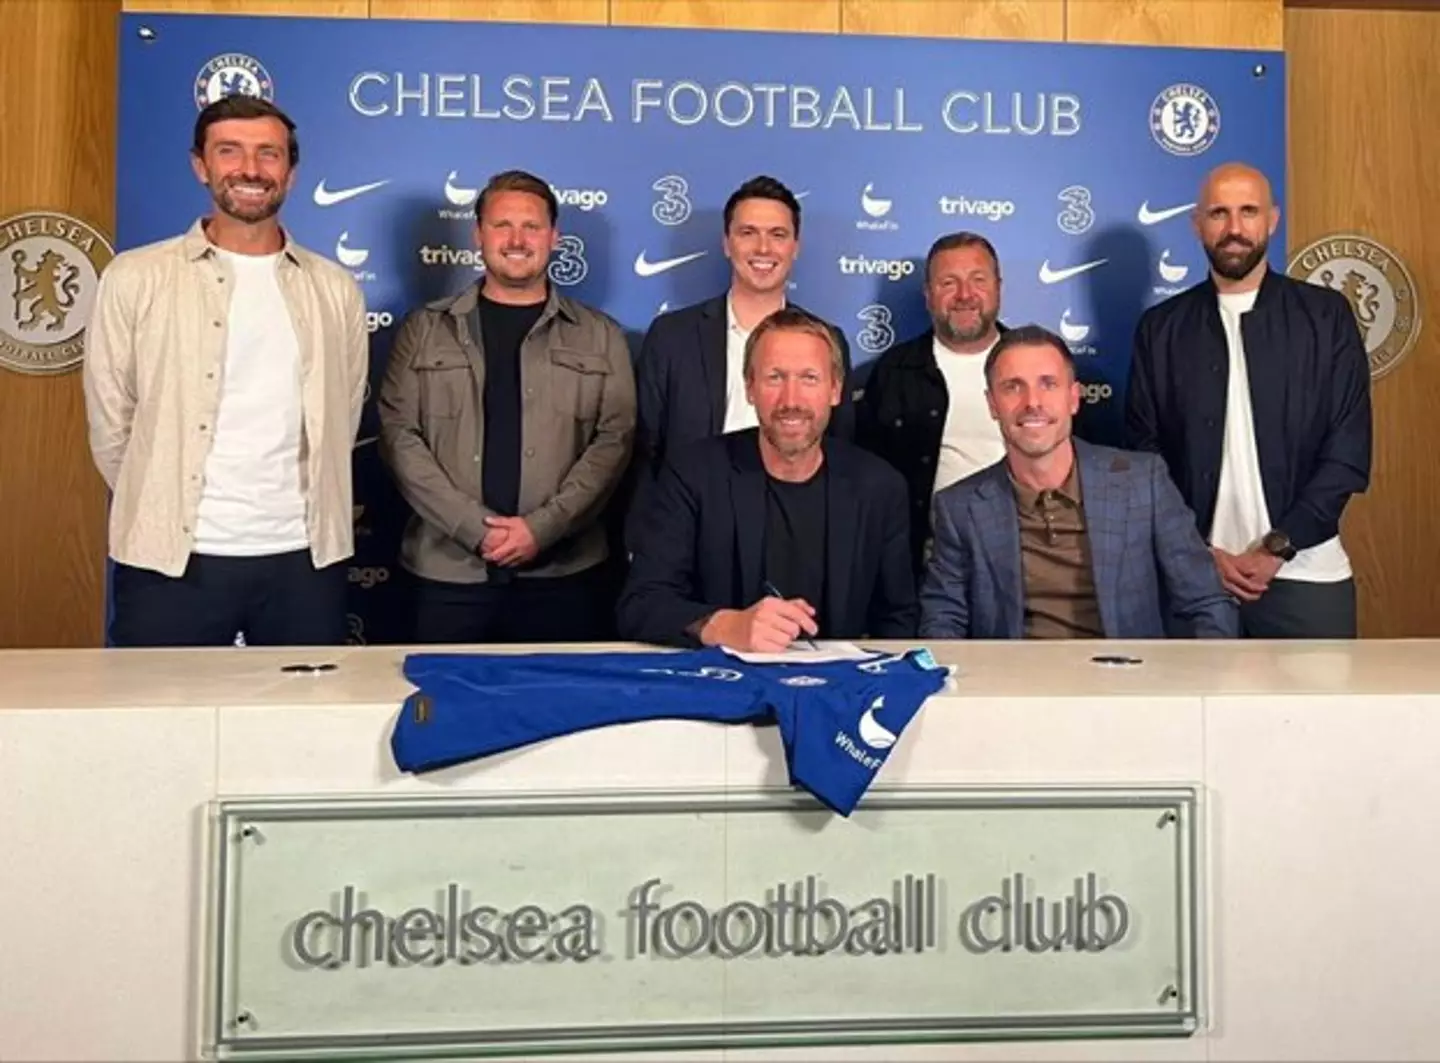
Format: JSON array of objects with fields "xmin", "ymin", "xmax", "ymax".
[
  {"xmin": 823, "ymin": 448, "xmax": 857, "ymax": 635},
  {"xmin": 699, "ymin": 297, "xmax": 729, "ymax": 434},
  {"xmin": 1076, "ymin": 441, "xmax": 1123, "ymax": 637},
  {"xmin": 972, "ymin": 467, "xmax": 1025, "ymax": 638},
  {"xmin": 729, "ymin": 434, "xmax": 767, "ymax": 603}
]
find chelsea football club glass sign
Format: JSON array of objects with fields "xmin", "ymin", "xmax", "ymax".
[{"xmin": 203, "ymin": 787, "xmax": 1201, "ymax": 1058}]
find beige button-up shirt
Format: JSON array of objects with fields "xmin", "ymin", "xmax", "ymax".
[{"xmin": 83, "ymin": 219, "xmax": 368, "ymax": 577}]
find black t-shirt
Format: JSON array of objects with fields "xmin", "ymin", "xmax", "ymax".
[
  {"xmin": 762, "ymin": 464, "xmax": 828, "ymax": 623},
  {"xmin": 475, "ymin": 293, "xmax": 545, "ymax": 518}
]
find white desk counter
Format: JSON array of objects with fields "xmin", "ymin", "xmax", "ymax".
[{"xmin": 3, "ymin": 639, "xmax": 1439, "ymax": 1061}]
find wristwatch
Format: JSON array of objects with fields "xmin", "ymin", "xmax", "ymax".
[{"xmin": 1261, "ymin": 529, "xmax": 1297, "ymax": 562}]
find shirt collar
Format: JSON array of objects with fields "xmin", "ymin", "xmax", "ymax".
[
  {"xmin": 1008, "ymin": 454, "xmax": 1082, "ymax": 511},
  {"xmin": 726, "ymin": 291, "xmax": 786, "ymax": 334},
  {"xmin": 182, "ymin": 217, "xmax": 305, "ymax": 268}
]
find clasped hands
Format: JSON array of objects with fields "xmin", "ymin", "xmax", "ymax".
[
  {"xmin": 479, "ymin": 515, "xmax": 539, "ymax": 567},
  {"xmin": 1212, "ymin": 545, "xmax": 1283, "ymax": 602}
]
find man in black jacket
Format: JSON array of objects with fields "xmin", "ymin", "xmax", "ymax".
[
  {"xmin": 619, "ymin": 307, "xmax": 915, "ymax": 651},
  {"xmin": 857, "ymin": 232, "xmax": 1008, "ymax": 577},
  {"xmin": 1125, "ymin": 162, "xmax": 1372, "ymax": 638},
  {"xmin": 634, "ymin": 176, "xmax": 853, "ymax": 478}
]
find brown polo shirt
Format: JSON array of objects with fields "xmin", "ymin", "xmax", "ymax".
[{"xmin": 1010, "ymin": 463, "xmax": 1104, "ymax": 639}]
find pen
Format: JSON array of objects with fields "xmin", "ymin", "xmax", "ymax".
[{"xmin": 761, "ymin": 580, "xmax": 820, "ymax": 650}]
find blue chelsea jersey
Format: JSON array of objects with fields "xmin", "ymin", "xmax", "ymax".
[{"xmin": 390, "ymin": 646, "xmax": 952, "ymax": 816}]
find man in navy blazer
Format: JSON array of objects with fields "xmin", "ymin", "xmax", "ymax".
[
  {"xmin": 634, "ymin": 176, "xmax": 854, "ymax": 478},
  {"xmin": 920, "ymin": 325, "xmax": 1237, "ymax": 640},
  {"xmin": 619, "ymin": 307, "xmax": 914, "ymax": 651}
]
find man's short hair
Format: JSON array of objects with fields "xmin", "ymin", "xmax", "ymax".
[
  {"xmin": 191, "ymin": 95, "xmax": 299, "ymax": 167},
  {"xmin": 743, "ymin": 307, "xmax": 842, "ymax": 380},
  {"xmin": 476, "ymin": 169, "xmax": 559, "ymax": 227},
  {"xmin": 983, "ymin": 324, "xmax": 1077, "ymax": 386},
  {"xmin": 723, "ymin": 175, "xmax": 802, "ymax": 236},
  {"xmin": 925, "ymin": 231, "xmax": 1001, "ymax": 282}
]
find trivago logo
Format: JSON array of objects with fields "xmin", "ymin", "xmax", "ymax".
[
  {"xmin": 938, "ymin": 195, "xmax": 1015, "ymax": 222},
  {"xmin": 838, "ymin": 255, "xmax": 915, "ymax": 282},
  {"xmin": 1079, "ymin": 382, "xmax": 1113, "ymax": 405},
  {"xmin": 419, "ymin": 244, "xmax": 485, "ymax": 271},
  {"xmin": 551, "ymin": 185, "xmax": 609, "ymax": 212}
]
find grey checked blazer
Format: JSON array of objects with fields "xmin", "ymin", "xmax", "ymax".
[{"xmin": 919, "ymin": 440, "xmax": 1238, "ymax": 639}]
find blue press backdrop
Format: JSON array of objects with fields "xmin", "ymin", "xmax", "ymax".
[{"xmin": 117, "ymin": 13, "xmax": 1285, "ymax": 645}]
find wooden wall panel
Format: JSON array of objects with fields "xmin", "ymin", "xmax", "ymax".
[
  {"xmin": 1287, "ymin": 5, "xmax": 1440, "ymax": 637},
  {"xmin": 609, "ymin": 1, "xmax": 841, "ymax": 33},
  {"xmin": 1068, "ymin": 0, "xmax": 1283, "ymax": 48},
  {"xmin": 844, "ymin": 0, "xmax": 1063, "ymax": 40},
  {"xmin": 0, "ymin": 0, "xmax": 118, "ymax": 649},
  {"xmin": 368, "ymin": 0, "xmax": 608, "ymax": 22},
  {"xmin": 123, "ymin": 0, "xmax": 368, "ymax": 14}
]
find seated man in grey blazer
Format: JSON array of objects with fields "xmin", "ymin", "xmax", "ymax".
[{"xmin": 919, "ymin": 325, "xmax": 1238, "ymax": 639}]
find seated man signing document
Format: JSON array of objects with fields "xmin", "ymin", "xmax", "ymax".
[{"xmin": 617, "ymin": 307, "xmax": 917, "ymax": 651}]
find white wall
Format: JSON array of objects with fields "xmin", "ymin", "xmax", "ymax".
[{"xmin": 3, "ymin": 642, "xmax": 1439, "ymax": 1061}]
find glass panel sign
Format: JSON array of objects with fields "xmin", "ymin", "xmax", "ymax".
[{"xmin": 205, "ymin": 787, "xmax": 1199, "ymax": 1058}]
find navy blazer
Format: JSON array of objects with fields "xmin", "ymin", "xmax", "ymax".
[
  {"xmin": 617, "ymin": 430, "xmax": 916, "ymax": 647},
  {"xmin": 634, "ymin": 295, "xmax": 855, "ymax": 475},
  {"xmin": 1125, "ymin": 268, "xmax": 1372, "ymax": 550},
  {"xmin": 919, "ymin": 440, "xmax": 1238, "ymax": 639}
]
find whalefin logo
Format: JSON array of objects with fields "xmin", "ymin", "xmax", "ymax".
[
  {"xmin": 861, "ymin": 183, "xmax": 892, "ymax": 218},
  {"xmin": 833, "ymin": 694, "xmax": 900, "ymax": 771},
  {"xmin": 858, "ymin": 695, "xmax": 898, "ymax": 750},
  {"xmin": 335, "ymin": 232, "xmax": 369, "ymax": 268},
  {"xmin": 1059, "ymin": 309, "xmax": 1090, "ymax": 343},
  {"xmin": 1157, "ymin": 250, "xmax": 1189, "ymax": 284},
  {"xmin": 1153, "ymin": 250, "xmax": 1192, "ymax": 298},
  {"xmin": 1060, "ymin": 309, "xmax": 1097, "ymax": 356},
  {"xmin": 439, "ymin": 171, "xmax": 478, "ymax": 219},
  {"xmin": 858, "ymin": 183, "xmax": 898, "ymax": 232}
]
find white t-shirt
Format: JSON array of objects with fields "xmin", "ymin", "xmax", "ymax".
[
  {"xmin": 722, "ymin": 294, "xmax": 782, "ymax": 434},
  {"xmin": 932, "ymin": 334, "xmax": 1005, "ymax": 494},
  {"xmin": 192, "ymin": 249, "xmax": 309, "ymax": 556},
  {"xmin": 1209, "ymin": 288, "xmax": 1351, "ymax": 582}
]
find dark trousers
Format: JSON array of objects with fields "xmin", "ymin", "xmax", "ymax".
[
  {"xmin": 109, "ymin": 550, "xmax": 348, "ymax": 648},
  {"xmin": 1241, "ymin": 577, "xmax": 1358, "ymax": 639},
  {"xmin": 410, "ymin": 566, "xmax": 613, "ymax": 644}
]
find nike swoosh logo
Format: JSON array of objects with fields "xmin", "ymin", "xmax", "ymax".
[
  {"xmin": 313, "ymin": 179, "xmax": 390, "ymax": 207},
  {"xmin": 1038, "ymin": 258, "xmax": 1108, "ymax": 285},
  {"xmin": 1137, "ymin": 200, "xmax": 1194, "ymax": 226},
  {"xmin": 633, "ymin": 250, "xmax": 707, "ymax": 278}
]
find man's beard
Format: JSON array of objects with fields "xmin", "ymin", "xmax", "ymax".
[
  {"xmin": 934, "ymin": 303, "xmax": 996, "ymax": 345},
  {"xmin": 1205, "ymin": 235, "xmax": 1268, "ymax": 281},
  {"xmin": 212, "ymin": 176, "xmax": 285, "ymax": 224},
  {"xmin": 761, "ymin": 408, "xmax": 823, "ymax": 459}
]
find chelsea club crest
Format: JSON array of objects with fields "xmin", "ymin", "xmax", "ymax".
[
  {"xmin": 1149, "ymin": 83, "xmax": 1220, "ymax": 157},
  {"xmin": 194, "ymin": 53, "xmax": 275, "ymax": 110}
]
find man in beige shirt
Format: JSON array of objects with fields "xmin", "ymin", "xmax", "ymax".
[
  {"xmin": 83, "ymin": 95, "xmax": 368, "ymax": 647},
  {"xmin": 377, "ymin": 170, "xmax": 635, "ymax": 643}
]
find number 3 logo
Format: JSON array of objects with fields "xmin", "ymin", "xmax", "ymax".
[{"xmin": 548, "ymin": 235, "xmax": 589, "ymax": 287}]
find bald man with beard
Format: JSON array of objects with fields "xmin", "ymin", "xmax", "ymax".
[{"xmin": 1125, "ymin": 162, "xmax": 1373, "ymax": 638}]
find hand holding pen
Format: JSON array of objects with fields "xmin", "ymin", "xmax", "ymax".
[{"xmin": 762, "ymin": 580, "xmax": 821, "ymax": 651}]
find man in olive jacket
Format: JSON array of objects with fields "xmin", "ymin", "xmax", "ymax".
[{"xmin": 378, "ymin": 170, "xmax": 635, "ymax": 643}]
